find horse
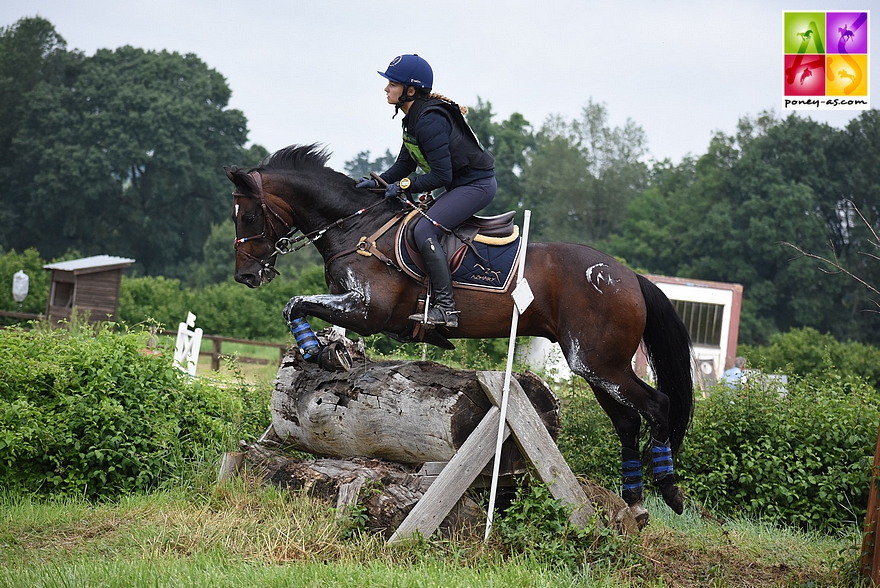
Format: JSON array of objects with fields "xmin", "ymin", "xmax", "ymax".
[{"xmin": 226, "ymin": 144, "xmax": 694, "ymax": 525}]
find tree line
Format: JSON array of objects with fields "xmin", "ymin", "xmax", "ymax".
[{"xmin": 2, "ymin": 16, "xmax": 878, "ymax": 346}]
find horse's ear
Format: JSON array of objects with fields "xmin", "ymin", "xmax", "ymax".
[{"xmin": 224, "ymin": 166, "xmax": 259, "ymax": 195}]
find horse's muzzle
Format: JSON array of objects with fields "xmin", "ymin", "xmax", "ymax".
[{"xmin": 235, "ymin": 271, "xmax": 264, "ymax": 288}]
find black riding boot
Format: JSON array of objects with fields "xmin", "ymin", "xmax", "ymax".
[{"xmin": 408, "ymin": 237, "xmax": 459, "ymax": 328}]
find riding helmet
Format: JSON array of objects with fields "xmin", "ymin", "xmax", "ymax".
[{"xmin": 378, "ymin": 54, "xmax": 433, "ymax": 89}]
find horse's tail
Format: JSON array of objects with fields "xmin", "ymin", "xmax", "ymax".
[{"xmin": 637, "ymin": 274, "xmax": 694, "ymax": 455}]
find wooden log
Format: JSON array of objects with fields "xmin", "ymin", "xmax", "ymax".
[
  {"xmin": 217, "ymin": 451, "xmax": 245, "ymax": 483},
  {"xmin": 271, "ymin": 350, "xmax": 559, "ymax": 477},
  {"xmin": 243, "ymin": 440, "xmax": 640, "ymax": 539},
  {"xmin": 244, "ymin": 442, "xmax": 485, "ymax": 538},
  {"xmin": 389, "ymin": 406, "xmax": 509, "ymax": 542},
  {"xmin": 478, "ymin": 371, "xmax": 595, "ymax": 524}
]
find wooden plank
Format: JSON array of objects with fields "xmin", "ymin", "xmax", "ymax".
[
  {"xmin": 861, "ymin": 422, "xmax": 880, "ymax": 581},
  {"xmin": 388, "ymin": 406, "xmax": 509, "ymax": 543},
  {"xmin": 478, "ymin": 371, "xmax": 595, "ymax": 525}
]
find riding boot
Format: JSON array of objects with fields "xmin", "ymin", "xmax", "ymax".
[{"xmin": 408, "ymin": 237, "xmax": 459, "ymax": 328}]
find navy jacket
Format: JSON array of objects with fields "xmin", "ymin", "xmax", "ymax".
[{"xmin": 381, "ymin": 98, "xmax": 494, "ymax": 194}]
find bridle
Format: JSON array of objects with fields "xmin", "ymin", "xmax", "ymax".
[
  {"xmin": 232, "ymin": 170, "xmax": 389, "ymax": 278},
  {"xmin": 232, "ymin": 170, "xmax": 298, "ymax": 281}
]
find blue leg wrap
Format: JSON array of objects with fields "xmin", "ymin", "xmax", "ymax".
[
  {"xmin": 621, "ymin": 446, "xmax": 643, "ymax": 504},
  {"xmin": 289, "ymin": 317, "xmax": 320, "ymax": 360},
  {"xmin": 651, "ymin": 439, "xmax": 674, "ymax": 480},
  {"xmin": 622, "ymin": 459, "xmax": 643, "ymax": 493}
]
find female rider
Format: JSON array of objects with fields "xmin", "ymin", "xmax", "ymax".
[{"xmin": 355, "ymin": 54, "xmax": 496, "ymax": 329}]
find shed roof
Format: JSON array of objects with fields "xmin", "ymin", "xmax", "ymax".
[{"xmin": 43, "ymin": 255, "xmax": 136, "ymax": 274}]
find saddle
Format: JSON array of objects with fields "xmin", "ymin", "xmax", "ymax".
[
  {"xmin": 401, "ymin": 210, "xmax": 519, "ymax": 274},
  {"xmin": 348, "ymin": 206, "xmax": 521, "ymax": 350}
]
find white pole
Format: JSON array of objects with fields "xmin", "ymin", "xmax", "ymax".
[{"xmin": 484, "ymin": 210, "xmax": 532, "ymax": 541}]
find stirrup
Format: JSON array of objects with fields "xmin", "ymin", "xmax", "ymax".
[{"xmin": 408, "ymin": 306, "xmax": 459, "ymax": 328}]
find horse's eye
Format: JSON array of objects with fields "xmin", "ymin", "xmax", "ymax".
[{"xmin": 243, "ymin": 214, "xmax": 257, "ymax": 223}]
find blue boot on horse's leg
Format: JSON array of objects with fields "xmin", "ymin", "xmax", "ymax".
[
  {"xmin": 288, "ymin": 317, "xmax": 321, "ymax": 362},
  {"xmin": 621, "ymin": 447, "xmax": 644, "ymax": 506},
  {"xmin": 621, "ymin": 446, "xmax": 650, "ymax": 529},
  {"xmin": 408, "ymin": 238, "xmax": 459, "ymax": 328},
  {"xmin": 652, "ymin": 438, "xmax": 685, "ymax": 514}
]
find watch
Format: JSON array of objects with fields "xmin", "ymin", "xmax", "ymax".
[{"xmin": 399, "ymin": 177, "xmax": 412, "ymax": 191}]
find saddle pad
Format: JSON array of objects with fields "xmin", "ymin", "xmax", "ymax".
[{"xmin": 396, "ymin": 230, "xmax": 522, "ymax": 292}]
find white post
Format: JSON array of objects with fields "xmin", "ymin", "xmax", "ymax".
[
  {"xmin": 485, "ymin": 210, "xmax": 533, "ymax": 541},
  {"xmin": 173, "ymin": 312, "xmax": 203, "ymax": 376}
]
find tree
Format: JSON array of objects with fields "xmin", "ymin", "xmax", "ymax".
[
  {"xmin": 610, "ymin": 112, "xmax": 873, "ymax": 345},
  {"xmin": 343, "ymin": 149, "xmax": 397, "ymax": 179},
  {"xmin": 465, "ymin": 99, "xmax": 534, "ymax": 216},
  {"xmin": 0, "ymin": 17, "xmax": 262, "ymax": 278},
  {"xmin": 519, "ymin": 100, "xmax": 648, "ymax": 244}
]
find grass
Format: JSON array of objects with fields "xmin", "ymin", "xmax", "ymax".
[{"xmin": 0, "ymin": 474, "xmax": 863, "ymax": 588}]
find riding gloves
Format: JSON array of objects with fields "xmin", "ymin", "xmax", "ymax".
[
  {"xmin": 384, "ymin": 181, "xmax": 406, "ymax": 200},
  {"xmin": 355, "ymin": 177, "xmax": 378, "ymax": 189}
]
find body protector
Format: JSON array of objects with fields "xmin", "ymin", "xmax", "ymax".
[{"xmin": 403, "ymin": 98, "xmax": 494, "ymax": 177}]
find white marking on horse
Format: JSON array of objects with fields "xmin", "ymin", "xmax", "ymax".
[
  {"xmin": 565, "ymin": 336, "xmax": 633, "ymax": 408},
  {"xmin": 585, "ymin": 263, "xmax": 619, "ymax": 294},
  {"xmin": 234, "ymin": 204, "xmax": 239, "ymax": 219}
]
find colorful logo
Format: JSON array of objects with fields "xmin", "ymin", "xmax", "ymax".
[{"xmin": 783, "ymin": 11, "xmax": 870, "ymax": 110}]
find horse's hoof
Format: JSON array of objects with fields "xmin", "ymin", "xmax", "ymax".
[
  {"xmin": 662, "ymin": 485, "xmax": 685, "ymax": 514},
  {"xmin": 615, "ymin": 501, "xmax": 651, "ymax": 531},
  {"xmin": 317, "ymin": 342, "xmax": 352, "ymax": 372},
  {"xmin": 635, "ymin": 510, "xmax": 650, "ymax": 530}
]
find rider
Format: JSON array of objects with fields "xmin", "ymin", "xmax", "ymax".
[{"xmin": 355, "ymin": 54, "xmax": 496, "ymax": 329}]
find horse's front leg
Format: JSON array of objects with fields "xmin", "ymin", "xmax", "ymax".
[{"xmin": 282, "ymin": 290, "xmax": 375, "ymax": 334}]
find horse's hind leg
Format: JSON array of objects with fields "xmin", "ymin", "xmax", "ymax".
[
  {"xmin": 590, "ymin": 389, "xmax": 650, "ymax": 529},
  {"xmin": 575, "ymin": 361, "xmax": 686, "ymax": 516}
]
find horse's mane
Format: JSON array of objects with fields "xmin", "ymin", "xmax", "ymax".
[{"xmin": 255, "ymin": 144, "xmax": 332, "ymax": 174}]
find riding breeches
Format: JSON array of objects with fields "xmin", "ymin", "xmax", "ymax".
[{"xmin": 412, "ymin": 176, "xmax": 497, "ymax": 249}]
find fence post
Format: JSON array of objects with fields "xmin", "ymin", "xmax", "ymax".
[
  {"xmin": 861, "ymin": 422, "xmax": 880, "ymax": 582},
  {"xmin": 211, "ymin": 338, "xmax": 222, "ymax": 371}
]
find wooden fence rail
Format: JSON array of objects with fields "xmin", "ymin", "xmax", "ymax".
[{"xmin": 157, "ymin": 329, "xmax": 289, "ymax": 371}]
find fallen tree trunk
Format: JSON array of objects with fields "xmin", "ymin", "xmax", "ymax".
[
  {"xmin": 240, "ymin": 441, "xmax": 640, "ymax": 538},
  {"xmin": 244, "ymin": 442, "xmax": 486, "ymax": 538},
  {"xmin": 271, "ymin": 349, "xmax": 559, "ymax": 477}
]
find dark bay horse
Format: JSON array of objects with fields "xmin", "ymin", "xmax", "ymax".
[{"xmin": 226, "ymin": 144, "xmax": 694, "ymax": 524}]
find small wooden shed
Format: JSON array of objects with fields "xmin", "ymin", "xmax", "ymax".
[{"xmin": 43, "ymin": 255, "xmax": 135, "ymax": 323}]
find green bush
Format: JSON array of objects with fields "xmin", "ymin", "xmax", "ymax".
[
  {"xmin": 119, "ymin": 264, "xmax": 330, "ymax": 341},
  {"xmin": 740, "ymin": 327, "xmax": 880, "ymax": 389},
  {"xmin": 679, "ymin": 375, "xmax": 879, "ymax": 533},
  {"xmin": 555, "ymin": 381, "xmax": 620, "ymax": 489},
  {"xmin": 496, "ymin": 475, "xmax": 627, "ymax": 568},
  {"xmin": 0, "ymin": 321, "xmax": 266, "ymax": 499},
  {"xmin": 118, "ymin": 275, "xmax": 192, "ymax": 330}
]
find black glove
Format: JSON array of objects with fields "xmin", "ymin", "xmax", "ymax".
[
  {"xmin": 385, "ymin": 177, "xmax": 412, "ymax": 200},
  {"xmin": 384, "ymin": 182, "xmax": 405, "ymax": 200},
  {"xmin": 355, "ymin": 176, "xmax": 378, "ymax": 189}
]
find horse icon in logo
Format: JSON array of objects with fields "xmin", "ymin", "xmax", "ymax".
[
  {"xmin": 838, "ymin": 24, "xmax": 855, "ymax": 44},
  {"xmin": 800, "ymin": 67, "xmax": 812, "ymax": 85}
]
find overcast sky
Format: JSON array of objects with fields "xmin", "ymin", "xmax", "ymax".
[{"xmin": 3, "ymin": 1, "xmax": 876, "ymax": 172}]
